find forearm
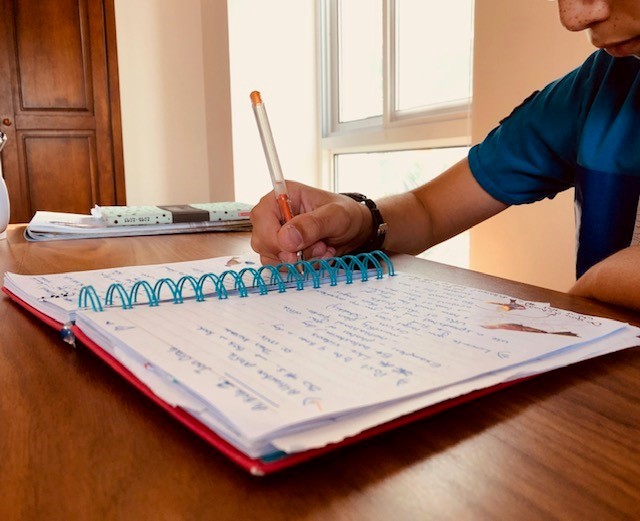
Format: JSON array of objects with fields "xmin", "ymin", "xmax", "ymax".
[
  {"xmin": 376, "ymin": 191, "xmax": 431, "ymax": 254},
  {"xmin": 378, "ymin": 158, "xmax": 508, "ymax": 254},
  {"xmin": 569, "ymin": 245, "xmax": 640, "ymax": 311},
  {"xmin": 250, "ymin": 158, "xmax": 507, "ymax": 264}
]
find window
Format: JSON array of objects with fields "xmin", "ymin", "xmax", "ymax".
[
  {"xmin": 320, "ymin": 0, "xmax": 474, "ymax": 267},
  {"xmin": 335, "ymin": 0, "xmax": 383, "ymax": 124}
]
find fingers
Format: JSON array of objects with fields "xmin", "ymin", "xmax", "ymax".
[
  {"xmin": 250, "ymin": 193, "xmax": 283, "ymax": 264},
  {"xmin": 252, "ymin": 205, "xmax": 342, "ymax": 264},
  {"xmin": 277, "ymin": 202, "xmax": 360, "ymax": 253},
  {"xmin": 250, "ymin": 182, "xmax": 369, "ymax": 264}
]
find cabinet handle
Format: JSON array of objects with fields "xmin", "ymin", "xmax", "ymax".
[{"xmin": 2, "ymin": 118, "xmax": 12, "ymax": 126}]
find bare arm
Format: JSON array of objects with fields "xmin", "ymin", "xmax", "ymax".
[
  {"xmin": 379, "ymin": 157, "xmax": 508, "ymax": 254},
  {"xmin": 569, "ymin": 244, "xmax": 640, "ymax": 311},
  {"xmin": 250, "ymin": 157, "xmax": 508, "ymax": 264}
]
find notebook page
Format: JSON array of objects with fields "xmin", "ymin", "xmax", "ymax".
[
  {"xmin": 3, "ymin": 254, "xmax": 260, "ymax": 323},
  {"xmin": 270, "ymin": 324, "xmax": 640, "ymax": 453},
  {"xmin": 75, "ymin": 272, "xmax": 626, "ymax": 446}
]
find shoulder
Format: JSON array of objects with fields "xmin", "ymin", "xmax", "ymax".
[
  {"xmin": 560, "ymin": 50, "xmax": 640, "ymax": 93},
  {"xmin": 487, "ymin": 51, "xmax": 639, "ymax": 136}
]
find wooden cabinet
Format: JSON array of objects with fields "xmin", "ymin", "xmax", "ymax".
[{"xmin": 0, "ymin": 0, "xmax": 125, "ymax": 223}]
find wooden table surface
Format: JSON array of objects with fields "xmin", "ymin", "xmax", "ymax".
[{"xmin": 1, "ymin": 225, "xmax": 639, "ymax": 520}]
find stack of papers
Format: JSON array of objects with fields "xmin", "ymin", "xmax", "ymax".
[
  {"xmin": 25, "ymin": 204, "xmax": 252, "ymax": 241},
  {"xmin": 94, "ymin": 202, "xmax": 252, "ymax": 227},
  {"xmin": 4, "ymin": 256, "xmax": 639, "ymax": 467}
]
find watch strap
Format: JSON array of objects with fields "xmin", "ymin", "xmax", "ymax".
[{"xmin": 341, "ymin": 192, "xmax": 388, "ymax": 253}]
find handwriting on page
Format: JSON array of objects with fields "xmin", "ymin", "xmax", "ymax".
[
  {"xmin": 8, "ymin": 255, "xmax": 258, "ymax": 313},
  {"xmin": 77, "ymin": 272, "xmax": 624, "ymax": 439}
]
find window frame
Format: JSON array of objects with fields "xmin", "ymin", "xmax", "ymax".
[{"xmin": 318, "ymin": 0, "xmax": 474, "ymax": 186}]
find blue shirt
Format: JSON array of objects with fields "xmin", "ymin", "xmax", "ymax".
[{"xmin": 468, "ymin": 50, "xmax": 640, "ymax": 277}]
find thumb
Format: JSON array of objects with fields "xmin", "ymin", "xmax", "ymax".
[{"xmin": 277, "ymin": 201, "xmax": 367, "ymax": 254}]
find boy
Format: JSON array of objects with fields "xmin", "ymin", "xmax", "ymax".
[{"xmin": 250, "ymin": 0, "xmax": 640, "ymax": 311}]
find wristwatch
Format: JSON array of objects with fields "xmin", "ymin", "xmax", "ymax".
[{"xmin": 341, "ymin": 192, "xmax": 388, "ymax": 253}]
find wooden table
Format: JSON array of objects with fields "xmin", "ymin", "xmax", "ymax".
[{"xmin": 1, "ymin": 225, "xmax": 638, "ymax": 520}]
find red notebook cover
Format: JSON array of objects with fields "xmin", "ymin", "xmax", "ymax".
[{"xmin": 3, "ymin": 286, "xmax": 521, "ymax": 476}]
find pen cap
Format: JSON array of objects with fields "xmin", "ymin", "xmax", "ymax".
[{"xmin": 250, "ymin": 92, "xmax": 287, "ymax": 196}]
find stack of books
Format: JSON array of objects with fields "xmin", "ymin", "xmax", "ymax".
[{"xmin": 24, "ymin": 202, "xmax": 253, "ymax": 241}]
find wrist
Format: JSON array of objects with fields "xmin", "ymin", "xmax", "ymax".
[{"xmin": 341, "ymin": 193, "xmax": 388, "ymax": 253}]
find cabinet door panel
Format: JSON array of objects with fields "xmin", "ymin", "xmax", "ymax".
[
  {"xmin": 15, "ymin": 0, "xmax": 91, "ymax": 111},
  {"xmin": 0, "ymin": 0, "xmax": 124, "ymax": 223},
  {"xmin": 22, "ymin": 134, "xmax": 96, "ymax": 214}
]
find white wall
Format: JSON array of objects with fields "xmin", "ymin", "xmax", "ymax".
[
  {"xmin": 470, "ymin": 0, "xmax": 593, "ymax": 291},
  {"xmin": 114, "ymin": 0, "xmax": 211, "ymax": 205},
  {"xmin": 227, "ymin": 0, "xmax": 318, "ymax": 204},
  {"xmin": 201, "ymin": 1, "xmax": 235, "ymax": 202},
  {"xmin": 114, "ymin": 0, "xmax": 316, "ymax": 207}
]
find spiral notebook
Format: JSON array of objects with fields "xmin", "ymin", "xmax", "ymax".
[{"xmin": 3, "ymin": 253, "xmax": 639, "ymax": 475}]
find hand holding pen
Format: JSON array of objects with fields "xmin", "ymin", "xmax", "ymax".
[{"xmin": 250, "ymin": 91, "xmax": 303, "ymax": 262}]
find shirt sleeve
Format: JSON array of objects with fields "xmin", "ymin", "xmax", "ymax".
[{"xmin": 468, "ymin": 52, "xmax": 600, "ymax": 205}]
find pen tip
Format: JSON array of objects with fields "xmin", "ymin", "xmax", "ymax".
[{"xmin": 250, "ymin": 91, "xmax": 262, "ymax": 105}]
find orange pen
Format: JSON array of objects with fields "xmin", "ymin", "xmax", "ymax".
[{"xmin": 250, "ymin": 91, "xmax": 303, "ymax": 262}]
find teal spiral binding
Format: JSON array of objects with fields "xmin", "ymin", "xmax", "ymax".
[{"xmin": 77, "ymin": 251, "xmax": 394, "ymax": 312}]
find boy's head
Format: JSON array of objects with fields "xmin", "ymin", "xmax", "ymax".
[{"xmin": 556, "ymin": 0, "xmax": 640, "ymax": 58}]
